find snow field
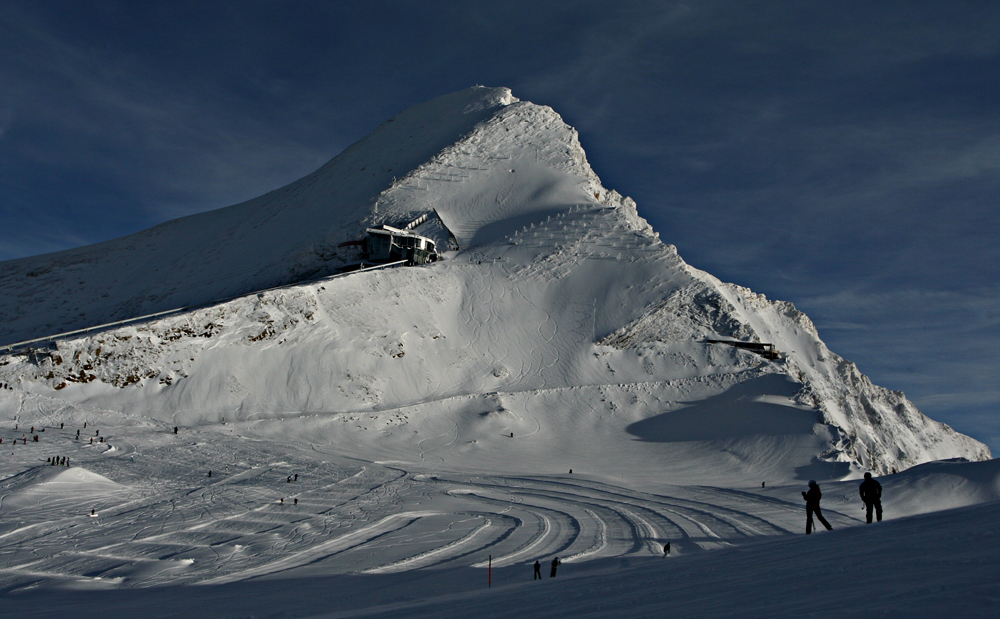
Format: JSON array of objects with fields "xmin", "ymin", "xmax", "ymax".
[
  {"xmin": 3, "ymin": 397, "xmax": 997, "ymax": 594},
  {"xmin": 1, "ymin": 409, "xmax": 997, "ymax": 619}
]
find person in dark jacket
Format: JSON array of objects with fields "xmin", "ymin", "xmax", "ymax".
[
  {"xmin": 802, "ymin": 480, "xmax": 833, "ymax": 534},
  {"xmin": 859, "ymin": 472, "xmax": 883, "ymax": 523},
  {"xmin": 550, "ymin": 557, "xmax": 560, "ymax": 577},
  {"xmin": 533, "ymin": 560, "xmax": 541, "ymax": 580}
]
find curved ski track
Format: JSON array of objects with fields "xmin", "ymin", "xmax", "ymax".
[
  {"xmin": 0, "ymin": 389, "xmax": 839, "ymax": 590},
  {"xmin": 0, "ymin": 455, "xmax": 830, "ymax": 590}
]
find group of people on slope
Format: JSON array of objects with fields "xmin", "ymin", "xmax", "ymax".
[
  {"xmin": 533, "ymin": 557, "xmax": 560, "ymax": 579},
  {"xmin": 803, "ymin": 472, "xmax": 883, "ymax": 534},
  {"xmin": 526, "ymin": 473, "xmax": 883, "ymax": 582}
]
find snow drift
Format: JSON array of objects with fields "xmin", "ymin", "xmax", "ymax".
[{"xmin": 1, "ymin": 466, "xmax": 128, "ymax": 511}]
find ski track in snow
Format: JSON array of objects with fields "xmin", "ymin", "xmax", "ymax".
[{"xmin": 0, "ymin": 415, "xmax": 838, "ymax": 590}]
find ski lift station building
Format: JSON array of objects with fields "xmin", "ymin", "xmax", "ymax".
[{"xmin": 365, "ymin": 224, "xmax": 439, "ymax": 265}]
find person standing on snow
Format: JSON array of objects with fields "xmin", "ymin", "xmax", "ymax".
[
  {"xmin": 859, "ymin": 472, "xmax": 883, "ymax": 523},
  {"xmin": 550, "ymin": 557, "xmax": 560, "ymax": 578},
  {"xmin": 533, "ymin": 560, "xmax": 541, "ymax": 580},
  {"xmin": 802, "ymin": 480, "xmax": 833, "ymax": 534}
]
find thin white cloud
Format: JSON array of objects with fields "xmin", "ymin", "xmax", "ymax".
[{"xmin": 0, "ymin": 4, "xmax": 346, "ymax": 251}]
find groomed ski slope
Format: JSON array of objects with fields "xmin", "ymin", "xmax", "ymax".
[
  {"xmin": 0, "ymin": 406, "xmax": 996, "ymax": 616},
  {"xmin": 0, "ymin": 402, "xmax": 997, "ymax": 589},
  {"xmin": 7, "ymin": 500, "xmax": 996, "ymax": 619}
]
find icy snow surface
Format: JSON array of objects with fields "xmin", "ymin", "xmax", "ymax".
[{"xmin": 0, "ymin": 86, "xmax": 995, "ymax": 615}]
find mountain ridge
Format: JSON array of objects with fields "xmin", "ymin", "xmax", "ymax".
[
  {"xmin": 0, "ymin": 87, "xmax": 521, "ymax": 346},
  {"xmin": 0, "ymin": 86, "xmax": 989, "ymax": 483}
]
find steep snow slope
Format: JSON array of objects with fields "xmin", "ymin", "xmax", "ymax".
[
  {"xmin": 0, "ymin": 87, "xmax": 518, "ymax": 346},
  {"xmin": 0, "ymin": 86, "xmax": 989, "ymax": 487}
]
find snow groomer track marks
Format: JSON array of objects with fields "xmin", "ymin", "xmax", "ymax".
[{"xmin": 0, "ymin": 446, "xmax": 843, "ymax": 589}]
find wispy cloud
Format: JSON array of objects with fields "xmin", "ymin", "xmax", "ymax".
[{"xmin": 0, "ymin": 4, "xmax": 349, "ymax": 256}]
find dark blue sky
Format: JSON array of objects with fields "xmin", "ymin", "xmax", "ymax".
[{"xmin": 2, "ymin": 1, "xmax": 997, "ymax": 453}]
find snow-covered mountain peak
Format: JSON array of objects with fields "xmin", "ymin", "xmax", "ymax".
[
  {"xmin": 370, "ymin": 95, "xmax": 625, "ymax": 251},
  {"xmin": 0, "ymin": 86, "xmax": 615, "ymax": 346},
  {"xmin": 0, "ymin": 87, "xmax": 989, "ymax": 487}
]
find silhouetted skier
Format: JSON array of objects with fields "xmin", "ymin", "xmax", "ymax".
[
  {"xmin": 859, "ymin": 472, "xmax": 883, "ymax": 523},
  {"xmin": 550, "ymin": 557, "xmax": 560, "ymax": 577},
  {"xmin": 534, "ymin": 560, "xmax": 541, "ymax": 580},
  {"xmin": 663, "ymin": 542, "xmax": 670, "ymax": 557},
  {"xmin": 802, "ymin": 480, "xmax": 833, "ymax": 534}
]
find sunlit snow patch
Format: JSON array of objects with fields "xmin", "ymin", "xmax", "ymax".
[{"xmin": 2, "ymin": 467, "xmax": 129, "ymax": 511}]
